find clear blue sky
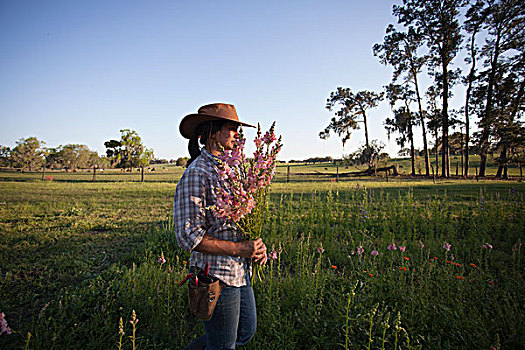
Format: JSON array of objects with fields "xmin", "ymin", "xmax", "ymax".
[{"xmin": 1, "ymin": 0, "xmax": 456, "ymax": 161}]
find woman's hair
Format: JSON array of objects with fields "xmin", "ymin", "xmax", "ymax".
[{"xmin": 187, "ymin": 120, "xmax": 227, "ymax": 166}]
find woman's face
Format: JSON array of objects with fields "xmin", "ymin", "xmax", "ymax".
[{"xmin": 212, "ymin": 122, "xmax": 239, "ymax": 151}]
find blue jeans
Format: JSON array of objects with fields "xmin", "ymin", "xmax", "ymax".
[{"xmin": 203, "ymin": 281, "xmax": 257, "ymax": 349}]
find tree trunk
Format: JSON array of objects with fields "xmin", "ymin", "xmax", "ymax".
[
  {"xmin": 409, "ymin": 123, "xmax": 415, "ymax": 176},
  {"xmin": 479, "ymin": 29, "xmax": 502, "ymax": 177},
  {"xmin": 92, "ymin": 166, "xmax": 96, "ymax": 182},
  {"xmin": 496, "ymin": 147, "xmax": 507, "ymax": 179},
  {"xmin": 441, "ymin": 58, "xmax": 450, "ymax": 178},
  {"xmin": 363, "ymin": 111, "xmax": 371, "ymax": 167},
  {"xmin": 435, "ymin": 132, "xmax": 439, "ymax": 176},
  {"xmin": 464, "ymin": 30, "xmax": 477, "ymax": 178},
  {"xmin": 141, "ymin": 166, "xmax": 144, "ymax": 183},
  {"xmin": 413, "ymin": 75, "xmax": 430, "ymax": 176}
]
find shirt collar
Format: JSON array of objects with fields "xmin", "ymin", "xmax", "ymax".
[{"xmin": 201, "ymin": 148, "xmax": 219, "ymax": 165}]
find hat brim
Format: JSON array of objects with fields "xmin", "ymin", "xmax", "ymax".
[{"xmin": 179, "ymin": 113, "xmax": 255, "ymax": 139}]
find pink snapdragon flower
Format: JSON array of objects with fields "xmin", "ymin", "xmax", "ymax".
[
  {"xmin": 0, "ymin": 313, "xmax": 12, "ymax": 335},
  {"xmin": 357, "ymin": 246, "xmax": 364, "ymax": 255},
  {"xmin": 443, "ymin": 242, "xmax": 451, "ymax": 252},
  {"xmin": 212, "ymin": 123, "xmax": 282, "ymax": 231},
  {"xmin": 387, "ymin": 243, "xmax": 397, "ymax": 251},
  {"xmin": 399, "ymin": 246, "xmax": 406, "ymax": 252},
  {"xmin": 371, "ymin": 250, "xmax": 379, "ymax": 256}
]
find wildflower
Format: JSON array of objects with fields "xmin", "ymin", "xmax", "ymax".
[
  {"xmin": 371, "ymin": 250, "xmax": 379, "ymax": 256},
  {"xmin": 331, "ymin": 265, "xmax": 337, "ymax": 269},
  {"xmin": 433, "ymin": 257, "xmax": 438, "ymax": 260},
  {"xmin": 403, "ymin": 257, "xmax": 409, "ymax": 261},
  {"xmin": 119, "ymin": 317, "xmax": 125, "ymax": 336},
  {"xmin": 417, "ymin": 241, "xmax": 425, "ymax": 248},
  {"xmin": 470, "ymin": 263, "xmax": 477, "ymax": 268},
  {"xmin": 129, "ymin": 310, "xmax": 138, "ymax": 325},
  {"xmin": 513, "ymin": 239, "xmax": 522, "ymax": 252},
  {"xmin": 387, "ymin": 243, "xmax": 397, "ymax": 251},
  {"xmin": 183, "ymin": 260, "xmax": 187, "ymax": 265},
  {"xmin": 426, "ymin": 195, "xmax": 430, "ymax": 201},
  {"xmin": 399, "ymin": 267, "xmax": 407, "ymax": 271},
  {"xmin": 212, "ymin": 123, "xmax": 282, "ymax": 225},
  {"xmin": 269, "ymin": 251, "xmax": 278, "ymax": 260},
  {"xmin": 399, "ymin": 246, "xmax": 406, "ymax": 252},
  {"xmin": 368, "ymin": 273, "xmax": 373, "ymax": 277},
  {"xmin": 0, "ymin": 313, "xmax": 12, "ymax": 335},
  {"xmin": 456, "ymin": 276, "xmax": 465, "ymax": 280},
  {"xmin": 157, "ymin": 252, "xmax": 166, "ymax": 264},
  {"xmin": 357, "ymin": 246, "xmax": 364, "ymax": 255},
  {"xmin": 482, "ymin": 243, "xmax": 493, "ymax": 249},
  {"xmin": 317, "ymin": 247, "xmax": 325, "ymax": 254},
  {"xmin": 443, "ymin": 242, "xmax": 451, "ymax": 252},
  {"xmin": 489, "ymin": 281, "xmax": 495, "ymax": 285}
]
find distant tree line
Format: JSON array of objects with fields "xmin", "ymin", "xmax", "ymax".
[
  {"xmin": 0, "ymin": 137, "xmax": 109, "ymax": 171},
  {"xmin": 321, "ymin": 0, "xmax": 524, "ymax": 179},
  {"xmin": 1, "ymin": 130, "xmax": 156, "ymax": 178}
]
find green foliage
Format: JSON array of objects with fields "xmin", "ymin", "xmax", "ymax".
[
  {"xmin": 10, "ymin": 137, "xmax": 45, "ymax": 171},
  {"xmin": 104, "ymin": 129, "xmax": 154, "ymax": 169},
  {"xmin": 321, "ymin": 87, "xmax": 383, "ymax": 153},
  {"xmin": 0, "ymin": 175, "xmax": 523, "ymax": 349}
]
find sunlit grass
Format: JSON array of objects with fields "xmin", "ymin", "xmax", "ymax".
[{"xmin": 0, "ymin": 171, "xmax": 523, "ymax": 349}]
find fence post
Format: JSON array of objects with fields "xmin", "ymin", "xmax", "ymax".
[
  {"xmin": 336, "ymin": 166, "xmax": 339, "ymax": 183},
  {"xmin": 92, "ymin": 166, "xmax": 96, "ymax": 182},
  {"xmin": 475, "ymin": 166, "xmax": 478, "ymax": 182},
  {"xmin": 455, "ymin": 162, "xmax": 458, "ymax": 176},
  {"xmin": 431, "ymin": 165, "xmax": 435, "ymax": 184},
  {"xmin": 287, "ymin": 166, "xmax": 290, "ymax": 183}
]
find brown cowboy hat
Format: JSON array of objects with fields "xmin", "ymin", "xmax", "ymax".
[{"xmin": 179, "ymin": 103, "xmax": 255, "ymax": 139}]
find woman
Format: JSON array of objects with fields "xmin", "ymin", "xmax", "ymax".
[{"xmin": 173, "ymin": 103, "xmax": 268, "ymax": 350}]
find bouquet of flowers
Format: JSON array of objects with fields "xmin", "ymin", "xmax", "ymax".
[{"xmin": 212, "ymin": 122, "xmax": 282, "ymax": 241}]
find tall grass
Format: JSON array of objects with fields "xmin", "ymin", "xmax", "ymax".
[{"xmin": 0, "ymin": 180, "xmax": 523, "ymax": 349}]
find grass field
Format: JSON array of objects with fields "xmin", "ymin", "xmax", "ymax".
[{"xmin": 0, "ymin": 162, "xmax": 523, "ymax": 349}]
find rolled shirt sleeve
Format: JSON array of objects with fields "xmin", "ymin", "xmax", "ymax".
[{"xmin": 173, "ymin": 167, "xmax": 208, "ymax": 252}]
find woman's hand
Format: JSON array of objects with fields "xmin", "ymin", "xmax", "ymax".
[{"xmin": 237, "ymin": 238, "xmax": 267, "ymax": 265}]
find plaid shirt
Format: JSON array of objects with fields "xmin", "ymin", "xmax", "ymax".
[{"xmin": 173, "ymin": 148, "xmax": 250, "ymax": 287}]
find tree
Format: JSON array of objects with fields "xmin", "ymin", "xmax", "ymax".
[
  {"xmin": 104, "ymin": 139, "xmax": 121, "ymax": 168},
  {"xmin": 176, "ymin": 157, "xmax": 189, "ymax": 167},
  {"xmin": 462, "ymin": 0, "xmax": 487, "ymax": 177},
  {"xmin": 426, "ymin": 85, "xmax": 443, "ymax": 175},
  {"xmin": 55, "ymin": 144, "xmax": 91, "ymax": 171},
  {"xmin": 394, "ymin": 0, "xmax": 465, "ymax": 177},
  {"xmin": 87, "ymin": 151, "xmax": 109, "ymax": 181},
  {"xmin": 11, "ymin": 137, "xmax": 44, "ymax": 171},
  {"xmin": 344, "ymin": 140, "xmax": 386, "ymax": 167},
  {"xmin": 321, "ymin": 87, "xmax": 383, "ymax": 166},
  {"xmin": 477, "ymin": 0, "xmax": 525, "ymax": 176},
  {"xmin": 492, "ymin": 72, "xmax": 525, "ymax": 178},
  {"xmin": 384, "ymin": 83, "xmax": 418, "ymax": 175},
  {"xmin": 0, "ymin": 146, "xmax": 11, "ymax": 167},
  {"xmin": 104, "ymin": 129, "xmax": 154, "ymax": 181},
  {"xmin": 373, "ymin": 24, "xmax": 431, "ymax": 175}
]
